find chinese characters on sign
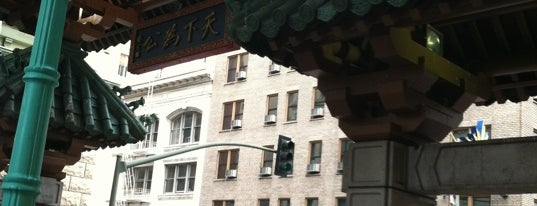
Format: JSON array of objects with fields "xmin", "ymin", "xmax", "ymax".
[{"xmin": 129, "ymin": 2, "xmax": 237, "ymax": 74}]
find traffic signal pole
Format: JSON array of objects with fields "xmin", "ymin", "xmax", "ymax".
[
  {"xmin": 1, "ymin": 0, "xmax": 68, "ymax": 205},
  {"xmin": 109, "ymin": 142, "xmax": 277, "ymax": 206}
]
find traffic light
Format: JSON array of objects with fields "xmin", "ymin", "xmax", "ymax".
[{"xmin": 275, "ymin": 135, "xmax": 294, "ymax": 177}]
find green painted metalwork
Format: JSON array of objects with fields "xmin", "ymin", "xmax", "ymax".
[
  {"xmin": 109, "ymin": 142, "xmax": 277, "ymax": 206},
  {"xmin": 109, "ymin": 155, "xmax": 125, "ymax": 206},
  {"xmin": 0, "ymin": 0, "xmax": 68, "ymax": 205}
]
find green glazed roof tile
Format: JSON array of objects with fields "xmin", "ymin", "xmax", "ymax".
[
  {"xmin": 350, "ymin": 0, "xmax": 372, "ymax": 16},
  {"xmin": 0, "ymin": 44, "xmax": 146, "ymax": 148},
  {"xmin": 317, "ymin": 2, "xmax": 338, "ymax": 22},
  {"xmin": 227, "ymin": 0, "xmax": 411, "ymax": 44}
]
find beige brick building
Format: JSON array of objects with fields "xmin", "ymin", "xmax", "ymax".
[
  {"xmin": 75, "ymin": 45, "xmax": 537, "ymax": 206},
  {"xmin": 199, "ymin": 49, "xmax": 348, "ymax": 206},
  {"xmin": 437, "ymin": 100, "xmax": 537, "ymax": 206}
]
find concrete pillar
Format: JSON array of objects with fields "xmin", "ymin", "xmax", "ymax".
[{"xmin": 342, "ymin": 140, "xmax": 435, "ymax": 206}]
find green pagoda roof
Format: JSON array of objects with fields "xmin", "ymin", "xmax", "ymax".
[
  {"xmin": 227, "ymin": 0, "xmax": 408, "ymax": 44},
  {"xmin": 0, "ymin": 44, "xmax": 146, "ymax": 149}
]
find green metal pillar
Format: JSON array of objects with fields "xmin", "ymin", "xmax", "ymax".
[{"xmin": 1, "ymin": 0, "xmax": 68, "ymax": 205}]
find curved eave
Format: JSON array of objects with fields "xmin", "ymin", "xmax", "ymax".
[{"xmin": 0, "ymin": 43, "xmax": 147, "ymax": 148}]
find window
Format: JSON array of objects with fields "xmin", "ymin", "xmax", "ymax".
[
  {"xmin": 214, "ymin": 200, "xmax": 235, "ymax": 206},
  {"xmin": 259, "ymin": 199, "xmax": 270, "ymax": 206},
  {"xmin": 133, "ymin": 166, "xmax": 152, "ymax": 195},
  {"xmin": 227, "ymin": 53, "xmax": 248, "ymax": 82},
  {"xmin": 286, "ymin": 91, "xmax": 298, "ymax": 121},
  {"xmin": 142, "ymin": 120, "xmax": 158, "ymax": 148},
  {"xmin": 310, "ymin": 142, "xmax": 322, "ymax": 164},
  {"xmin": 170, "ymin": 111, "xmax": 202, "ymax": 145},
  {"xmin": 222, "ymin": 100, "xmax": 244, "ymax": 130},
  {"xmin": 340, "ymin": 139, "xmax": 353, "ymax": 161},
  {"xmin": 269, "ymin": 61, "xmax": 281, "ymax": 74},
  {"xmin": 266, "ymin": 94, "xmax": 278, "ymax": 124},
  {"xmin": 261, "ymin": 145, "xmax": 274, "ymax": 170},
  {"xmin": 217, "ymin": 150, "xmax": 239, "ymax": 179},
  {"xmin": 118, "ymin": 53, "xmax": 128, "ymax": 77},
  {"xmin": 267, "ymin": 94, "xmax": 278, "ymax": 116},
  {"xmin": 313, "ymin": 88, "xmax": 325, "ymax": 109},
  {"xmin": 164, "ymin": 162, "xmax": 196, "ymax": 193},
  {"xmin": 337, "ymin": 197, "xmax": 346, "ymax": 206},
  {"xmin": 307, "ymin": 198, "xmax": 318, "ymax": 206},
  {"xmin": 279, "ymin": 198, "xmax": 290, "ymax": 206}
]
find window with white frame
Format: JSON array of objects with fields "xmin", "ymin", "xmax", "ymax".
[
  {"xmin": 133, "ymin": 166, "xmax": 152, "ymax": 195},
  {"xmin": 142, "ymin": 120, "xmax": 158, "ymax": 148},
  {"xmin": 164, "ymin": 162, "xmax": 196, "ymax": 193},
  {"xmin": 170, "ymin": 111, "xmax": 202, "ymax": 145}
]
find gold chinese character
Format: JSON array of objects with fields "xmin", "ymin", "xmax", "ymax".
[
  {"xmin": 139, "ymin": 35, "xmax": 157, "ymax": 52},
  {"xmin": 202, "ymin": 12, "xmax": 219, "ymax": 39},
  {"xmin": 184, "ymin": 18, "xmax": 198, "ymax": 42},
  {"xmin": 163, "ymin": 23, "xmax": 181, "ymax": 48}
]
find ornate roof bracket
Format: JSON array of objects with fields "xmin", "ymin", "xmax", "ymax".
[{"xmin": 63, "ymin": 0, "xmax": 139, "ymax": 42}]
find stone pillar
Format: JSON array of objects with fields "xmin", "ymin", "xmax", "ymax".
[{"xmin": 342, "ymin": 140, "xmax": 435, "ymax": 206}]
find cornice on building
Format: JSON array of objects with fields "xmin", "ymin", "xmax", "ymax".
[{"xmin": 125, "ymin": 73, "xmax": 212, "ymax": 99}]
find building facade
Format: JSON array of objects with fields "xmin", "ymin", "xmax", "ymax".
[
  {"xmin": 198, "ymin": 49, "xmax": 349, "ymax": 206},
  {"xmin": 78, "ymin": 44, "xmax": 537, "ymax": 206},
  {"xmin": 437, "ymin": 100, "xmax": 537, "ymax": 206}
]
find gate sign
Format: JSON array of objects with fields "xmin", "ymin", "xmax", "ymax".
[{"xmin": 128, "ymin": 1, "xmax": 238, "ymax": 74}]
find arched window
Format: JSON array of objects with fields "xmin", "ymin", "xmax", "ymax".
[{"xmin": 170, "ymin": 111, "xmax": 202, "ymax": 144}]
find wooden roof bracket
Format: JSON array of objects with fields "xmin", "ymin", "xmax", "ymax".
[{"xmin": 387, "ymin": 27, "xmax": 491, "ymax": 100}]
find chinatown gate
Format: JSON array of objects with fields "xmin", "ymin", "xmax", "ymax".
[{"xmin": 1, "ymin": 0, "xmax": 537, "ymax": 205}]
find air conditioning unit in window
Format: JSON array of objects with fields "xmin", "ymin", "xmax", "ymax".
[
  {"xmin": 231, "ymin": 119, "xmax": 242, "ymax": 129},
  {"xmin": 306, "ymin": 163, "xmax": 321, "ymax": 174},
  {"xmin": 269, "ymin": 64, "xmax": 281, "ymax": 74},
  {"xmin": 311, "ymin": 107, "xmax": 324, "ymax": 118},
  {"xmin": 226, "ymin": 169, "xmax": 237, "ymax": 179},
  {"xmin": 264, "ymin": 114, "xmax": 276, "ymax": 124},
  {"xmin": 337, "ymin": 162, "xmax": 344, "ymax": 173},
  {"xmin": 259, "ymin": 167, "xmax": 272, "ymax": 177},
  {"xmin": 236, "ymin": 71, "xmax": 247, "ymax": 80}
]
